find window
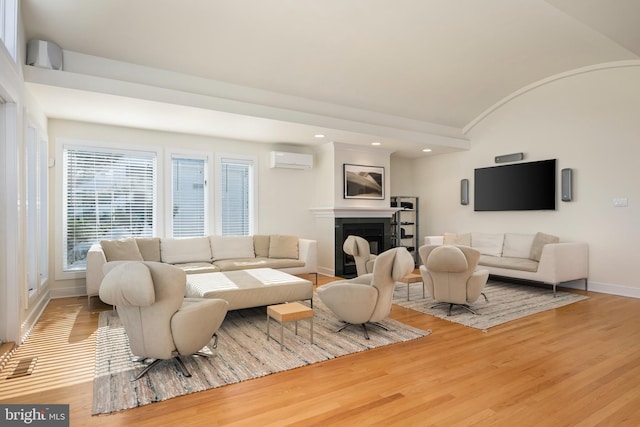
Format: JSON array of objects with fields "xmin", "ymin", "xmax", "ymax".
[
  {"xmin": 171, "ymin": 155, "xmax": 207, "ymax": 237},
  {"xmin": 25, "ymin": 126, "xmax": 38, "ymax": 293},
  {"xmin": 218, "ymin": 156, "xmax": 256, "ymax": 235},
  {"xmin": 24, "ymin": 123, "xmax": 48, "ymax": 298},
  {"xmin": 62, "ymin": 146, "xmax": 157, "ymax": 271},
  {"xmin": 39, "ymin": 138, "xmax": 49, "ymax": 285},
  {"xmin": 0, "ymin": 0, "xmax": 17, "ymax": 61}
]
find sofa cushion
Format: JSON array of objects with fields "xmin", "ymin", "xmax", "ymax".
[
  {"xmin": 161, "ymin": 237, "xmax": 212, "ymax": 264},
  {"xmin": 479, "ymin": 255, "xmax": 539, "ymax": 272},
  {"xmin": 100, "ymin": 238, "xmax": 144, "ymax": 262},
  {"xmin": 443, "ymin": 232, "xmax": 471, "ymax": 246},
  {"xmin": 471, "ymin": 233, "xmax": 504, "ymax": 257},
  {"xmin": 530, "ymin": 232, "xmax": 560, "ymax": 261},
  {"xmin": 135, "ymin": 237, "xmax": 161, "ymax": 262},
  {"xmin": 269, "ymin": 235, "xmax": 299, "ymax": 259},
  {"xmin": 253, "ymin": 235, "xmax": 271, "ymax": 258},
  {"xmin": 213, "ymin": 257, "xmax": 305, "ymax": 271},
  {"xmin": 173, "ymin": 262, "xmax": 220, "ymax": 275},
  {"xmin": 502, "ymin": 233, "xmax": 535, "ymax": 259},
  {"xmin": 210, "ymin": 235, "xmax": 255, "ymax": 260}
]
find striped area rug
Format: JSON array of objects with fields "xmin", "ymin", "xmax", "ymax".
[
  {"xmin": 93, "ymin": 295, "xmax": 431, "ymax": 415},
  {"xmin": 393, "ymin": 280, "xmax": 588, "ymax": 332}
]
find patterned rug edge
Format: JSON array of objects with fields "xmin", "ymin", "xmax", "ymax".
[
  {"xmin": 93, "ymin": 299, "xmax": 432, "ymax": 415},
  {"xmin": 392, "ymin": 280, "xmax": 589, "ymax": 332}
]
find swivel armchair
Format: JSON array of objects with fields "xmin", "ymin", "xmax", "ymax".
[
  {"xmin": 318, "ymin": 247, "xmax": 414, "ymax": 339},
  {"xmin": 419, "ymin": 245, "xmax": 489, "ymax": 315},
  {"xmin": 342, "ymin": 235, "xmax": 377, "ymax": 276},
  {"xmin": 99, "ymin": 261, "xmax": 229, "ymax": 380}
]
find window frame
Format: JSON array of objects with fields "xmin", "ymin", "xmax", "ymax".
[
  {"xmin": 215, "ymin": 153, "xmax": 258, "ymax": 236},
  {"xmin": 165, "ymin": 150, "xmax": 213, "ymax": 237},
  {"xmin": 54, "ymin": 138, "xmax": 163, "ymax": 280},
  {"xmin": 0, "ymin": 0, "xmax": 17, "ymax": 61}
]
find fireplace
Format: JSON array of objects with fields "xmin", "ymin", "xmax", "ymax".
[{"xmin": 334, "ymin": 217, "xmax": 392, "ymax": 278}]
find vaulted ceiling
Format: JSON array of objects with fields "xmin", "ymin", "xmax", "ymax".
[{"xmin": 21, "ymin": 0, "xmax": 640, "ymax": 156}]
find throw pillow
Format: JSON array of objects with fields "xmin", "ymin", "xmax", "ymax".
[
  {"xmin": 160, "ymin": 237, "xmax": 212, "ymax": 264},
  {"xmin": 443, "ymin": 232, "xmax": 471, "ymax": 246},
  {"xmin": 502, "ymin": 233, "xmax": 535, "ymax": 259},
  {"xmin": 529, "ymin": 232, "xmax": 560, "ymax": 261},
  {"xmin": 100, "ymin": 238, "xmax": 144, "ymax": 262},
  {"xmin": 135, "ymin": 237, "xmax": 161, "ymax": 262},
  {"xmin": 210, "ymin": 235, "xmax": 256, "ymax": 260},
  {"xmin": 471, "ymin": 233, "xmax": 504, "ymax": 257},
  {"xmin": 269, "ymin": 235, "xmax": 299, "ymax": 259},
  {"xmin": 253, "ymin": 235, "xmax": 271, "ymax": 258}
]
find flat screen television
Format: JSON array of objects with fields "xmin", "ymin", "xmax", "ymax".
[{"xmin": 474, "ymin": 159, "xmax": 556, "ymax": 211}]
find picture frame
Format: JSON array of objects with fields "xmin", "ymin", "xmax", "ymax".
[{"xmin": 343, "ymin": 163, "xmax": 385, "ymax": 199}]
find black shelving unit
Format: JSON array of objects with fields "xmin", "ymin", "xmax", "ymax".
[{"xmin": 390, "ymin": 196, "xmax": 419, "ymax": 266}]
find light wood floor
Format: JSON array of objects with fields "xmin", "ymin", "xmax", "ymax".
[{"xmin": 1, "ymin": 273, "xmax": 640, "ymax": 426}]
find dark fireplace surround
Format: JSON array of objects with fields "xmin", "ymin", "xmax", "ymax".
[{"xmin": 334, "ymin": 217, "xmax": 392, "ymax": 278}]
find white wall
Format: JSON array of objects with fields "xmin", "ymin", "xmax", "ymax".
[
  {"xmin": 47, "ymin": 119, "xmax": 319, "ymax": 297},
  {"xmin": 310, "ymin": 142, "xmax": 395, "ymax": 275},
  {"xmin": 0, "ymin": 7, "xmax": 49, "ymax": 343},
  {"xmin": 412, "ymin": 64, "xmax": 640, "ymax": 295}
]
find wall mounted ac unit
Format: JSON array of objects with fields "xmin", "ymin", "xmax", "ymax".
[{"xmin": 270, "ymin": 151, "xmax": 313, "ymax": 169}]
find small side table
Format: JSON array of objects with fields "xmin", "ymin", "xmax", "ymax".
[
  {"xmin": 266, "ymin": 302, "xmax": 314, "ymax": 350},
  {"xmin": 401, "ymin": 273, "xmax": 424, "ymax": 301}
]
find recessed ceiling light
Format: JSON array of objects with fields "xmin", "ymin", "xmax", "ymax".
[
  {"xmin": 371, "ymin": 141, "xmax": 381, "ymax": 146},
  {"xmin": 314, "ymin": 134, "xmax": 325, "ymax": 138},
  {"xmin": 422, "ymin": 148, "xmax": 432, "ymax": 153}
]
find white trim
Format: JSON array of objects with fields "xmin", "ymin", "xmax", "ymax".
[
  {"xmin": 54, "ymin": 138, "xmax": 163, "ymax": 280},
  {"xmin": 164, "ymin": 149, "xmax": 214, "ymax": 237},
  {"xmin": 309, "ymin": 206, "xmax": 400, "ymax": 218},
  {"xmin": 0, "ymin": 102, "xmax": 20, "ymax": 342},
  {"xmin": 561, "ymin": 280, "xmax": 640, "ymax": 300},
  {"xmin": 464, "ymin": 60, "xmax": 640, "ymax": 135},
  {"xmin": 215, "ymin": 153, "xmax": 258, "ymax": 235},
  {"xmin": 0, "ymin": 0, "xmax": 17, "ymax": 61}
]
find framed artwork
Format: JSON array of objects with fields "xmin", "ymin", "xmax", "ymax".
[{"xmin": 343, "ymin": 163, "xmax": 384, "ymax": 199}]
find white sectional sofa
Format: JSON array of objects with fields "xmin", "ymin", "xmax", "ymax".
[
  {"xmin": 86, "ymin": 234, "xmax": 317, "ymax": 301},
  {"xmin": 424, "ymin": 232, "xmax": 588, "ymax": 296}
]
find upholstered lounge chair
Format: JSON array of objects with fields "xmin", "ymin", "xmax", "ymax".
[
  {"xmin": 419, "ymin": 245, "xmax": 489, "ymax": 315},
  {"xmin": 318, "ymin": 246, "xmax": 414, "ymax": 339},
  {"xmin": 342, "ymin": 235, "xmax": 377, "ymax": 276},
  {"xmin": 99, "ymin": 261, "xmax": 229, "ymax": 380}
]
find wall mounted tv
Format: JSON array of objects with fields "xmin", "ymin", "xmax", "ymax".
[{"xmin": 474, "ymin": 159, "xmax": 556, "ymax": 211}]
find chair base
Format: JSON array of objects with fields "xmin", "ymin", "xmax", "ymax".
[
  {"xmin": 430, "ymin": 302, "xmax": 479, "ymax": 316},
  {"xmin": 334, "ymin": 321, "xmax": 390, "ymax": 340},
  {"xmin": 131, "ymin": 334, "xmax": 218, "ymax": 381}
]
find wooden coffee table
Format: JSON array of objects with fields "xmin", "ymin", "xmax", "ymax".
[
  {"xmin": 401, "ymin": 273, "xmax": 424, "ymax": 301},
  {"xmin": 266, "ymin": 302, "xmax": 313, "ymax": 350}
]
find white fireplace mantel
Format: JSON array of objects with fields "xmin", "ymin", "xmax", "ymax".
[{"xmin": 309, "ymin": 206, "xmax": 401, "ymax": 218}]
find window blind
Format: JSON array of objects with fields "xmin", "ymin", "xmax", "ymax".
[
  {"xmin": 172, "ymin": 157, "xmax": 206, "ymax": 237},
  {"xmin": 221, "ymin": 160, "xmax": 250, "ymax": 235},
  {"xmin": 63, "ymin": 146, "xmax": 156, "ymax": 271}
]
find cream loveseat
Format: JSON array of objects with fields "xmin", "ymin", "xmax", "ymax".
[
  {"xmin": 424, "ymin": 232, "xmax": 588, "ymax": 296},
  {"xmin": 86, "ymin": 234, "xmax": 317, "ymax": 301}
]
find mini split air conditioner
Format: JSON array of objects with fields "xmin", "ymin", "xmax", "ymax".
[{"xmin": 270, "ymin": 151, "xmax": 313, "ymax": 169}]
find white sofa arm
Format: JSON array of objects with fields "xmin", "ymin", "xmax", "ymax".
[
  {"xmin": 424, "ymin": 236, "xmax": 444, "ymax": 245},
  {"xmin": 298, "ymin": 238, "xmax": 318, "ymax": 273},
  {"xmin": 86, "ymin": 243, "xmax": 107, "ymax": 297},
  {"xmin": 536, "ymin": 242, "xmax": 589, "ymax": 284}
]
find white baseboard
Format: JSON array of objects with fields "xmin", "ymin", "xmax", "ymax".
[
  {"xmin": 50, "ymin": 285, "xmax": 86, "ymax": 299},
  {"xmin": 561, "ymin": 280, "xmax": 640, "ymax": 299}
]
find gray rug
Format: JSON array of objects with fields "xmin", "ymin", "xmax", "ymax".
[
  {"xmin": 393, "ymin": 280, "xmax": 588, "ymax": 332},
  {"xmin": 93, "ymin": 296, "xmax": 431, "ymax": 415}
]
